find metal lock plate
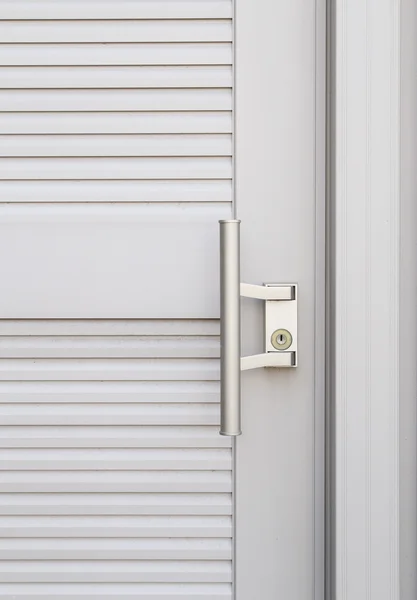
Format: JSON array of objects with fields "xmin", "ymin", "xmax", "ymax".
[
  {"xmin": 264, "ymin": 284, "xmax": 297, "ymax": 366},
  {"xmin": 240, "ymin": 283, "xmax": 297, "ymax": 370}
]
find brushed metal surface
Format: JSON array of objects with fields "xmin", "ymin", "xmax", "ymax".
[{"xmin": 219, "ymin": 220, "xmax": 241, "ymax": 436}]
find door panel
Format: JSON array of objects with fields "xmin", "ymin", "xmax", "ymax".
[
  {"xmin": 0, "ymin": 2, "xmax": 233, "ymax": 597},
  {"xmin": 0, "ymin": 0, "xmax": 324, "ymax": 598}
]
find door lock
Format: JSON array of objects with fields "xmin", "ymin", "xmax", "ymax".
[
  {"xmin": 240, "ymin": 282, "xmax": 297, "ymax": 370},
  {"xmin": 271, "ymin": 329, "xmax": 292, "ymax": 350}
]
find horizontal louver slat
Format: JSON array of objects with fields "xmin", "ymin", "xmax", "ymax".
[
  {"xmin": 0, "ymin": 538, "xmax": 232, "ymax": 560},
  {"xmin": 0, "ymin": 112, "xmax": 232, "ymax": 134},
  {"xmin": 0, "ymin": 515, "xmax": 233, "ymax": 538},
  {"xmin": 0, "ymin": 431, "xmax": 231, "ymax": 450},
  {"xmin": 0, "ymin": 583, "xmax": 232, "ymax": 600},
  {"xmin": 0, "ymin": 320, "xmax": 221, "ymax": 336},
  {"xmin": 0, "ymin": 66, "xmax": 232, "ymax": 89},
  {"xmin": 0, "ymin": 180, "xmax": 232, "ymax": 202},
  {"xmin": 0, "ymin": 358, "xmax": 220, "ymax": 381},
  {"xmin": 0, "ymin": 43, "xmax": 232, "ymax": 66},
  {"xmin": 0, "ymin": 134, "xmax": 232, "ymax": 158},
  {"xmin": 0, "ymin": 157, "xmax": 231, "ymax": 179},
  {"xmin": 0, "ymin": 406, "xmax": 220, "ymax": 426},
  {"xmin": 0, "ymin": 1, "xmax": 233, "ymax": 20},
  {"xmin": 0, "ymin": 89, "xmax": 232, "ymax": 112},
  {"xmin": 0, "ymin": 20, "xmax": 232, "ymax": 43},
  {"xmin": 0, "ymin": 448, "xmax": 232, "ymax": 471},
  {"xmin": 0, "ymin": 335, "xmax": 220, "ymax": 358},
  {"xmin": 0, "ymin": 493, "xmax": 233, "ymax": 516},
  {"xmin": 0, "ymin": 382, "xmax": 221, "ymax": 403},
  {"xmin": 0, "ymin": 471, "xmax": 232, "ymax": 493},
  {"xmin": 0, "ymin": 560, "xmax": 232, "ymax": 583}
]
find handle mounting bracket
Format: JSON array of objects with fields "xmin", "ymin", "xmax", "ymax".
[{"xmin": 240, "ymin": 283, "xmax": 297, "ymax": 370}]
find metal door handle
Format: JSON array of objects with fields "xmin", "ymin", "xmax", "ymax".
[{"xmin": 219, "ymin": 220, "xmax": 297, "ymax": 436}]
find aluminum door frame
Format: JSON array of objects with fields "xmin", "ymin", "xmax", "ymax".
[{"xmin": 329, "ymin": 0, "xmax": 402, "ymax": 598}]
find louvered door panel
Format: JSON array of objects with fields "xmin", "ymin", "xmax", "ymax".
[
  {"xmin": 0, "ymin": 0, "xmax": 233, "ymax": 318},
  {"xmin": 0, "ymin": 320, "xmax": 232, "ymax": 598},
  {"xmin": 0, "ymin": 1, "xmax": 233, "ymax": 597}
]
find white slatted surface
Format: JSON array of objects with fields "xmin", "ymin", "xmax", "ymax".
[
  {"xmin": 0, "ymin": 0, "xmax": 233, "ymax": 319},
  {"xmin": 0, "ymin": 320, "xmax": 232, "ymax": 598},
  {"xmin": 0, "ymin": 1, "xmax": 233, "ymax": 595}
]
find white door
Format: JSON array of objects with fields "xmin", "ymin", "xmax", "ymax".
[{"xmin": 0, "ymin": 1, "xmax": 325, "ymax": 599}]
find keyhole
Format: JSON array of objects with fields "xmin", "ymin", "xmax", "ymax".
[
  {"xmin": 277, "ymin": 333, "xmax": 287, "ymax": 345},
  {"xmin": 271, "ymin": 328, "xmax": 292, "ymax": 351}
]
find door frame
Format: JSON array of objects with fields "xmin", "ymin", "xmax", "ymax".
[{"xmin": 328, "ymin": 0, "xmax": 401, "ymax": 598}]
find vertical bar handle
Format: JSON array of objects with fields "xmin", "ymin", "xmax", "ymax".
[{"xmin": 219, "ymin": 220, "xmax": 241, "ymax": 436}]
